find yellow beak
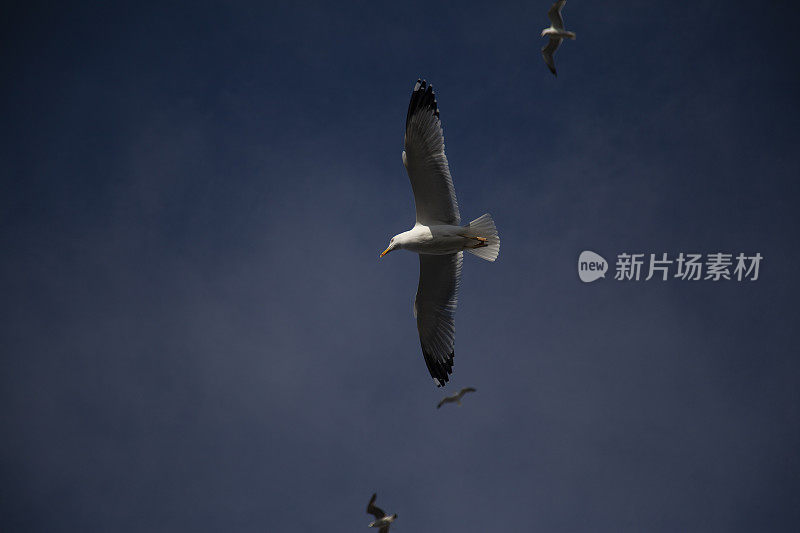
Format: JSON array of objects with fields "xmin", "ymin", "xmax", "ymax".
[{"xmin": 380, "ymin": 246, "xmax": 391, "ymax": 258}]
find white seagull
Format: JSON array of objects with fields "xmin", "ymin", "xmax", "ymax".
[
  {"xmin": 437, "ymin": 387, "xmax": 477, "ymax": 409},
  {"xmin": 367, "ymin": 493, "xmax": 397, "ymax": 533},
  {"xmin": 380, "ymin": 80, "xmax": 500, "ymax": 387},
  {"xmin": 541, "ymin": 0, "xmax": 576, "ymax": 76}
]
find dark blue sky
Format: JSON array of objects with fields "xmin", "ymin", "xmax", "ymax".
[{"xmin": 2, "ymin": 1, "xmax": 800, "ymax": 531}]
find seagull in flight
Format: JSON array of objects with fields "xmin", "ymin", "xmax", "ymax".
[
  {"xmin": 380, "ymin": 80, "xmax": 500, "ymax": 387},
  {"xmin": 541, "ymin": 0, "xmax": 576, "ymax": 76},
  {"xmin": 437, "ymin": 387, "xmax": 477, "ymax": 409},
  {"xmin": 367, "ymin": 493, "xmax": 397, "ymax": 532}
]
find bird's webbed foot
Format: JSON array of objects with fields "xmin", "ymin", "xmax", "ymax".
[{"xmin": 460, "ymin": 234, "xmax": 488, "ymax": 248}]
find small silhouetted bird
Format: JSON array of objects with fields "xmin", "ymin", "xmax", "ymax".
[
  {"xmin": 367, "ymin": 493, "xmax": 397, "ymax": 532},
  {"xmin": 437, "ymin": 387, "xmax": 477, "ymax": 408},
  {"xmin": 541, "ymin": 0, "xmax": 576, "ymax": 76}
]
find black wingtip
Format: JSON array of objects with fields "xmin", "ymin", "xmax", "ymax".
[
  {"xmin": 406, "ymin": 78, "xmax": 440, "ymax": 129},
  {"xmin": 423, "ymin": 348, "xmax": 454, "ymax": 387}
]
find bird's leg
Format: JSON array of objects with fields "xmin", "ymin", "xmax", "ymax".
[{"xmin": 459, "ymin": 234, "xmax": 488, "ymax": 248}]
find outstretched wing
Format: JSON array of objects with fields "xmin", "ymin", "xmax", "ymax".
[
  {"xmin": 460, "ymin": 387, "xmax": 477, "ymax": 395},
  {"xmin": 403, "ymin": 79, "xmax": 460, "ymax": 226},
  {"xmin": 415, "ymin": 253, "xmax": 462, "ymax": 387},
  {"xmin": 541, "ymin": 38, "xmax": 561, "ymax": 76},
  {"xmin": 367, "ymin": 493, "xmax": 386, "ymax": 520},
  {"xmin": 437, "ymin": 395, "xmax": 456, "ymax": 409},
  {"xmin": 548, "ymin": 0, "xmax": 566, "ymax": 30}
]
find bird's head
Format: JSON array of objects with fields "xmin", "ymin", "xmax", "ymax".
[
  {"xmin": 541, "ymin": 28, "xmax": 552, "ymax": 37},
  {"xmin": 380, "ymin": 235, "xmax": 402, "ymax": 257}
]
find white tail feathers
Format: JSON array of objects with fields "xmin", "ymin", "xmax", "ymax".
[{"xmin": 464, "ymin": 213, "xmax": 500, "ymax": 262}]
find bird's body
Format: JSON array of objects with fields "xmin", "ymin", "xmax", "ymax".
[
  {"xmin": 437, "ymin": 387, "xmax": 477, "ymax": 408},
  {"xmin": 541, "ymin": 0, "xmax": 575, "ymax": 76},
  {"xmin": 367, "ymin": 493, "xmax": 397, "ymax": 533},
  {"xmin": 389, "ymin": 224, "xmax": 485, "ymax": 255},
  {"xmin": 380, "ymin": 80, "xmax": 500, "ymax": 387},
  {"xmin": 368, "ymin": 516, "xmax": 398, "ymax": 531},
  {"xmin": 541, "ymin": 27, "xmax": 576, "ymax": 40}
]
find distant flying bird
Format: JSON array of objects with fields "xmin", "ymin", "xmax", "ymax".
[
  {"xmin": 380, "ymin": 80, "xmax": 500, "ymax": 387},
  {"xmin": 541, "ymin": 0, "xmax": 576, "ymax": 76},
  {"xmin": 367, "ymin": 493, "xmax": 397, "ymax": 532},
  {"xmin": 437, "ymin": 387, "xmax": 477, "ymax": 408}
]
